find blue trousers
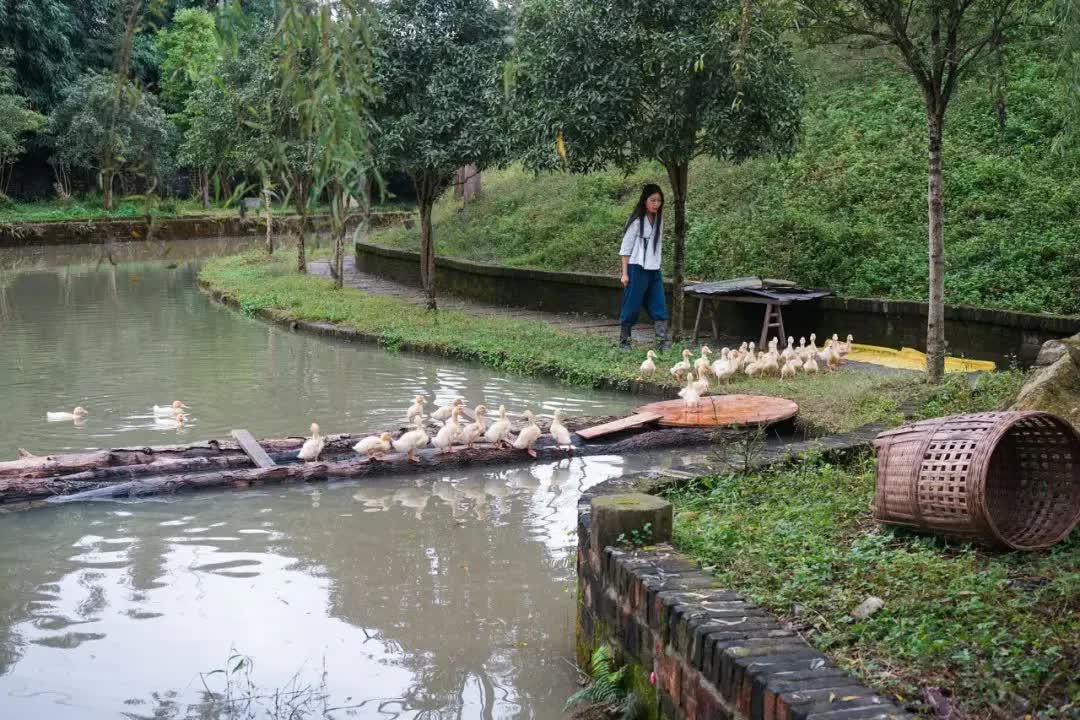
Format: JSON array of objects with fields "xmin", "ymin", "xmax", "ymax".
[{"xmin": 619, "ymin": 265, "xmax": 668, "ymax": 324}]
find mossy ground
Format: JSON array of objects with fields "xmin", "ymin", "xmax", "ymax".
[
  {"xmin": 199, "ymin": 252, "xmax": 966, "ymax": 436},
  {"xmin": 668, "ymin": 455, "xmax": 1079, "ymax": 719}
]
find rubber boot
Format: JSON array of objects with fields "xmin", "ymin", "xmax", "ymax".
[
  {"xmin": 618, "ymin": 322, "xmax": 634, "ymax": 352},
  {"xmin": 654, "ymin": 321, "xmax": 669, "ymax": 352}
]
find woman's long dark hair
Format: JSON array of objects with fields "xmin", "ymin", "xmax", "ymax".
[{"xmin": 624, "ymin": 183, "xmax": 664, "ymax": 254}]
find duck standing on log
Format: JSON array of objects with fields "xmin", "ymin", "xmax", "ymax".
[
  {"xmin": 298, "ymin": 423, "xmax": 325, "ymax": 462},
  {"xmin": 393, "ymin": 417, "xmax": 430, "ymax": 462},
  {"xmin": 512, "ymin": 410, "xmax": 543, "ymax": 458}
]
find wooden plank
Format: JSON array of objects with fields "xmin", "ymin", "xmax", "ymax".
[
  {"xmin": 576, "ymin": 412, "xmax": 664, "ymax": 440},
  {"xmin": 230, "ymin": 429, "xmax": 277, "ymax": 468}
]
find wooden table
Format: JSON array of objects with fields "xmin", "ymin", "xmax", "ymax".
[{"xmin": 689, "ymin": 293, "xmax": 792, "ymax": 349}]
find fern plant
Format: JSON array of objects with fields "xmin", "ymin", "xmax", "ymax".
[{"xmin": 565, "ymin": 644, "xmax": 643, "ymax": 720}]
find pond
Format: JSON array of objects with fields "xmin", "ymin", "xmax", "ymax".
[{"xmin": 0, "ymin": 238, "xmax": 678, "ymax": 718}]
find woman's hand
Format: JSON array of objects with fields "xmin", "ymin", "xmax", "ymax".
[{"xmin": 621, "ymin": 273, "xmax": 630, "ymax": 287}]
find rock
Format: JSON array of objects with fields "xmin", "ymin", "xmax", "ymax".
[
  {"xmin": 851, "ymin": 596, "xmax": 885, "ymax": 620},
  {"xmin": 1013, "ymin": 333, "xmax": 1080, "ymax": 431},
  {"xmin": 1035, "ymin": 339, "xmax": 1067, "ymax": 367}
]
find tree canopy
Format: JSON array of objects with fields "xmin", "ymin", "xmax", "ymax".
[
  {"xmin": 373, "ymin": 0, "xmax": 512, "ymax": 308},
  {"xmin": 512, "ymin": 0, "xmax": 803, "ymax": 336}
]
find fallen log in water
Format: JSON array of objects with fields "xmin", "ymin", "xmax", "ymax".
[
  {"xmin": 0, "ymin": 414, "xmax": 718, "ymax": 509},
  {"xmin": 44, "ymin": 426, "xmax": 712, "ymax": 505}
]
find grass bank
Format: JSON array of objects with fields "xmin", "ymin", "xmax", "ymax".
[
  {"xmin": 668, "ymin": 455, "xmax": 1079, "ymax": 719},
  {"xmin": 373, "ymin": 45, "xmax": 1080, "ymax": 316},
  {"xmin": 200, "ymin": 252, "xmax": 954, "ymax": 435}
]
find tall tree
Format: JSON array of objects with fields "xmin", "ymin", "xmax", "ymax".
[
  {"xmin": 800, "ymin": 0, "xmax": 1038, "ymax": 382},
  {"xmin": 373, "ymin": 0, "xmax": 511, "ymax": 310},
  {"xmin": 512, "ymin": 0, "xmax": 803, "ymax": 340},
  {"xmin": 158, "ymin": 6, "xmax": 220, "ymax": 206},
  {"xmin": 48, "ymin": 72, "xmax": 172, "ymax": 209},
  {"xmin": 274, "ymin": 0, "xmax": 377, "ymax": 285},
  {"xmin": 155, "ymin": 7, "xmax": 218, "ymax": 114},
  {"xmin": 0, "ymin": 0, "xmax": 118, "ymax": 111},
  {"xmin": 0, "ymin": 50, "xmax": 46, "ymax": 195}
]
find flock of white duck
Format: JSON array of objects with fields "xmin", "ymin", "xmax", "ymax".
[
  {"xmin": 46, "ymin": 400, "xmax": 191, "ymax": 426},
  {"xmin": 639, "ymin": 333, "xmax": 855, "ymax": 407},
  {"xmin": 297, "ymin": 397, "xmax": 575, "ymax": 464}
]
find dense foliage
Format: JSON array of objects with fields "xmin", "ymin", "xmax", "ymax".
[
  {"xmin": 373, "ymin": 44, "xmax": 1080, "ymax": 316},
  {"xmin": 373, "ymin": 0, "xmax": 511, "ymax": 308},
  {"xmin": 511, "ymin": 0, "xmax": 803, "ymax": 335}
]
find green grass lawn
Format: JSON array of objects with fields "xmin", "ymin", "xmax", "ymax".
[
  {"xmin": 371, "ymin": 43, "xmax": 1080, "ymax": 316},
  {"xmin": 199, "ymin": 252, "xmax": 967, "ymax": 436},
  {"xmin": 668, "ymin": 455, "xmax": 1079, "ymax": 719}
]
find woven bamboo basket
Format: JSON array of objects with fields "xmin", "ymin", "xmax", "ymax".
[{"xmin": 873, "ymin": 411, "xmax": 1080, "ymax": 550}]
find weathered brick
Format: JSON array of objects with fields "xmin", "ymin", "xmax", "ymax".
[
  {"xmin": 785, "ymin": 685, "xmax": 885, "ymax": 720},
  {"xmin": 804, "ymin": 707, "xmax": 913, "ymax": 720}
]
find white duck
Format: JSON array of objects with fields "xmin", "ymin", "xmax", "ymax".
[
  {"xmin": 549, "ymin": 409, "xmax": 573, "ymax": 451},
  {"xmin": 485, "ymin": 405, "xmax": 512, "ymax": 448},
  {"xmin": 432, "ymin": 397, "xmax": 464, "ymax": 423},
  {"xmin": 803, "ymin": 355, "xmax": 819, "ymax": 374},
  {"xmin": 153, "ymin": 401, "xmax": 189, "ymax": 417},
  {"xmin": 714, "ymin": 350, "xmax": 738, "ymax": 383},
  {"xmin": 838, "ymin": 334, "xmax": 854, "ymax": 356},
  {"xmin": 678, "ymin": 375, "xmax": 701, "ymax": 406},
  {"xmin": 154, "ymin": 410, "xmax": 188, "ymax": 428},
  {"xmin": 690, "ymin": 369, "xmax": 710, "ymax": 396},
  {"xmin": 781, "ymin": 337, "xmax": 796, "ymax": 362},
  {"xmin": 433, "ymin": 407, "xmax": 463, "ymax": 454},
  {"xmin": 405, "ymin": 395, "xmax": 426, "ymax": 423},
  {"xmin": 461, "ymin": 404, "xmax": 488, "ymax": 449},
  {"xmin": 781, "ymin": 358, "xmax": 798, "ymax": 379},
  {"xmin": 392, "ymin": 417, "xmax": 430, "ymax": 462},
  {"xmin": 512, "ymin": 410, "xmax": 543, "ymax": 458},
  {"xmin": 669, "ymin": 349, "xmax": 693, "ymax": 381},
  {"xmin": 693, "ymin": 346, "xmax": 714, "ymax": 378},
  {"xmin": 297, "ymin": 423, "xmax": 325, "ymax": 462},
  {"xmin": 47, "ymin": 406, "xmax": 89, "ymax": 422},
  {"xmin": 354, "ymin": 431, "xmax": 392, "ymax": 458},
  {"xmin": 639, "ymin": 350, "xmax": 658, "ymax": 378}
]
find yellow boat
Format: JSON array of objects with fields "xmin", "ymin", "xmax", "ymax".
[{"xmin": 846, "ymin": 344, "xmax": 996, "ymax": 373}]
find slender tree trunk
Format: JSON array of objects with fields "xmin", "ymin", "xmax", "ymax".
[
  {"xmin": 926, "ymin": 107, "xmax": 946, "ymax": 383},
  {"xmin": 331, "ymin": 183, "xmax": 345, "ymax": 289},
  {"xmin": 665, "ymin": 162, "xmax": 689, "ymax": 341},
  {"xmin": 413, "ymin": 173, "xmax": 439, "ymax": 311},
  {"xmin": 200, "ymin": 168, "xmax": 210, "ymax": 209},
  {"xmin": 263, "ymin": 185, "xmax": 274, "ymax": 255},
  {"xmin": 103, "ymin": 169, "xmax": 115, "ymax": 211},
  {"xmin": 295, "ymin": 176, "xmax": 308, "ymax": 274}
]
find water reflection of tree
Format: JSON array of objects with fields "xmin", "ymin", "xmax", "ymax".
[
  {"xmin": 269, "ymin": 470, "xmax": 576, "ymax": 719},
  {"xmin": 0, "ymin": 468, "xmax": 581, "ymax": 719}
]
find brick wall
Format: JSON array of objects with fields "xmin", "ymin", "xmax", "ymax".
[{"xmin": 576, "ymin": 492, "xmax": 912, "ymax": 720}]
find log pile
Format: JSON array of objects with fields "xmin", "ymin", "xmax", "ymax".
[{"xmin": 0, "ymin": 415, "xmax": 715, "ymax": 511}]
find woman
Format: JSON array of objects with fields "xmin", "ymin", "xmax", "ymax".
[{"xmin": 618, "ymin": 183, "xmax": 668, "ymax": 351}]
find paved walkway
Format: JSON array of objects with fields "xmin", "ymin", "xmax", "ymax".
[
  {"xmin": 308, "ymin": 256, "xmax": 920, "ymax": 378},
  {"xmin": 309, "ymin": 255, "xmax": 665, "ymax": 343}
]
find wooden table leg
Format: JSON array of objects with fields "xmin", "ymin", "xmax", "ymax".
[
  {"xmin": 709, "ymin": 300, "xmax": 720, "ymax": 342},
  {"xmin": 759, "ymin": 303, "xmax": 772, "ymax": 349},
  {"xmin": 692, "ymin": 297, "xmax": 705, "ymax": 343}
]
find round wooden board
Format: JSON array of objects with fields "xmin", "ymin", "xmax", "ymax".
[{"xmin": 633, "ymin": 395, "xmax": 799, "ymax": 428}]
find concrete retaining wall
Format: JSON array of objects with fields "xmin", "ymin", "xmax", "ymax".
[
  {"xmin": 355, "ymin": 241, "xmax": 1079, "ymax": 366},
  {"xmin": 0, "ymin": 211, "xmax": 413, "ymax": 248}
]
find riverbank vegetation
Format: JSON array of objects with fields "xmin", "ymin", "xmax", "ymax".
[
  {"xmin": 668, "ymin": 454, "xmax": 1080, "ymax": 719},
  {"xmin": 200, "ymin": 253, "xmax": 1025, "ymax": 436},
  {"xmin": 372, "ymin": 41, "xmax": 1080, "ymax": 317}
]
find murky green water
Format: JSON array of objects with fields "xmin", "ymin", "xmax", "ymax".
[
  {"xmin": 0, "ymin": 239, "xmax": 660, "ymax": 718},
  {"xmin": 0, "ymin": 239, "xmax": 631, "ymax": 459}
]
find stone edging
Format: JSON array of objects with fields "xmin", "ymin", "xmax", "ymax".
[
  {"xmin": 574, "ymin": 431, "xmax": 916, "ymax": 720},
  {"xmin": 0, "ymin": 211, "xmax": 412, "ymax": 247},
  {"xmin": 356, "ymin": 240, "xmax": 1080, "ymax": 366}
]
